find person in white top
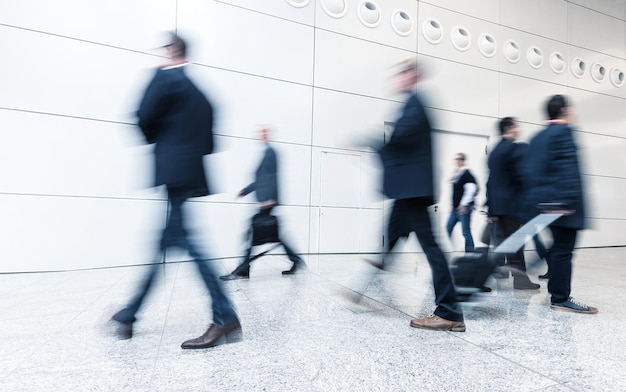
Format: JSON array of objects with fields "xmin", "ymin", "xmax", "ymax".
[{"xmin": 446, "ymin": 153, "xmax": 478, "ymax": 252}]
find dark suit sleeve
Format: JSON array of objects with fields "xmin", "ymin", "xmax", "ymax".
[
  {"xmin": 552, "ymin": 129, "xmax": 583, "ymax": 208},
  {"xmin": 137, "ymin": 70, "xmax": 171, "ymax": 144},
  {"xmin": 386, "ymin": 95, "xmax": 425, "ymax": 146}
]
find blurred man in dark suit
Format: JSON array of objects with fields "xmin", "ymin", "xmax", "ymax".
[
  {"xmin": 486, "ymin": 117, "xmax": 540, "ymax": 290},
  {"xmin": 379, "ymin": 60, "xmax": 465, "ymax": 331},
  {"xmin": 220, "ymin": 126, "xmax": 304, "ymax": 280},
  {"xmin": 111, "ymin": 33, "xmax": 243, "ymax": 348},
  {"xmin": 524, "ymin": 95, "xmax": 597, "ymax": 314}
]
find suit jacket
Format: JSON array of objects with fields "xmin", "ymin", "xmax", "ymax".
[
  {"xmin": 378, "ymin": 92, "xmax": 435, "ymax": 202},
  {"xmin": 486, "ymin": 139, "xmax": 526, "ymax": 218},
  {"xmin": 241, "ymin": 144, "xmax": 279, "ymax": 204},
  {"xmin": 523, "ymin": 123, "xmax": 586, "ymax": 229},
  {"xmin": 137, "ymin": 66, "xmax": 214, "ymax": 197}
]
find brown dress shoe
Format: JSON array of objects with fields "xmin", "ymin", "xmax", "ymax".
[
  {"xmin": 410, "ymin": 314, "xmax": 466, "ymax": 332},
  {"xmin": 181, "ymin": 320, "xmax": 243, "ymax": 349}
]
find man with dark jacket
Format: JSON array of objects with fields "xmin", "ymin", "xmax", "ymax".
[
  {"xmin": 111, "ymin": 34, "xmax": 242, "ymax": 348},
  {"xmin": 486, "ymin": 117, "xmax": 540, "ymax": 289},
  {"xmin": 524, "ymin": 95, "xmax": 597, "ymax": 314},
  {"xmin": 379, "ymin": 60, "xmax": 465, "ymax": 332},
  {"xmin": 219, "ymin": 126, "xmax": 304, "ymax": 280}
]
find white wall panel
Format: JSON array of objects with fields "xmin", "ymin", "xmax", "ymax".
[
  {"xmin": 501, "ymin": 0, "xmax": 567, "ymax": 42},
  {"xmin": 217, "ymin": 0, "xmax": 315, "ymax": 25},
  {"xmin": 577, "ymin": 132, "xmax": 626, "ymax": 179},
  {"xmin": 418, "ymin": 2, "xmax": 500, "ymax": 71},
  {"xmin": 499, "ymin": 27, "xmax": 569, "ymax": 86},
  {"xmin": 579, "ymin": 219, "xmax": 626, "ymax": 248},
  {"xmin": 316, "ymin": 0, "xmax": 418, "ymax": 52},
  {"xmin": 0, "ymin": 26, "xmax": 157, "ymax": 122},
  {"xmin": 312, "ymin": 88, "xmax": 402, "ymax": 148},
  {"xmin": 567, "ymin": 47, "xmax": 626, "ymax": 98},
  {"xmin": 429, "ymin": 108, "xmax": 495, "ymax": 137},
  {"xmin": 186, "ymin": 65, "xmax": 313, "ymax": 145},
  {"xmin": 499, "ymin": 74, "xmax": 565, "ymax": 126},
  {"xmin": 569, "ymin": 0, "xmax": 626, "ymax": 20},
  {"xmin": 569, "ymin": 3, "xmax": 626, "ymax": 58},
  {"xmin": 314, "ymin": 29, "xmax": 415, "ymax": 100},
  {"xmin": 177, "ymin": 0, "xmax": 314, "ymax": 85},
  {"xmin": 0, "ymin": 0, "xmax": 176, "ymax": 51},
  {"xmin": 0, "ymin": 194, "xmax": 164, "ymax": 273},
  {"xmin": 0, "ymin": 110, "xmax": 154, "ymax": 199},
  {"xmin": 420, "ymin": 0, "xmax": 500, "ymax": 23},
  {"xmin": 419, "ymin": 55, "xmax": 499, "ymax": 118},
  {"xmin": 568, "ymin": 88, "xmax": 626, "ymax": 138},
  {"xmin": 584, "ymin": 175, "xmax": 626, "ymax": 220}
]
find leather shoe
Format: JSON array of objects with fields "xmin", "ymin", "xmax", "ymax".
[
  {"xmin": 110, "ymin": 311, "xmax": 133, "ymax": 340},
  {"xmin": 282, "ymin": 259, "xmax": 305, "ymax": 275},
  {"xmin": 479, "ymin": 285, "xmax": 492, "ymax": 293},
  {"xmin": 513, "ymin": 272, "xmax": 540, "ymax": 290},
  {"xmin": 362, "ymin": 257, "xmax": 385, "ymax": 270},
  {"xmin": 410, "ymin": 314, "xmax": 466, "ymax": 332},
  {"xmin": 219, "ymin": 271, "xmax": 249, "ymax": 281},
  {"xmin": 181, "ymin": 319, "xmax": 243, "ymax": 349},
  {"xmin": 538, "ymin": 271, "xmax": 550, "ymax": 280}
]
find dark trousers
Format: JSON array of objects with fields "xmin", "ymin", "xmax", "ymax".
[
  {"xmin": 116, "ymin": 188, "xmax": 238, "ymax": 328},
  {"xmin": 492, "ymin": 215, "xmax": 528, "ymax": 271},
  {"xmin": 233, "ymin": 206, "xmax": 301, "ymax": 274},
  {"xmin": 547, "ymin": 226, "xmax": 577, "ymax": 303},
  {"xmin": 390, "ymin": 197, "xmax": 463, "ymax": 322}
]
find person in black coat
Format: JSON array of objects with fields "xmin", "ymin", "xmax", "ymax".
[
  {"xmin": 111, "ymin": 34, "xmax": 242, "ymax": 348},
  {"xmin": 377, "ymin": 60, "xmax": 465, "ymax": 332},
  {"xmin": 486, "ymin": 117, "xmax": 540, "ymax": 289},
  {"xmin": 219, "ymin": 126, "xmax": 304, "ymax": 280},
  {"xmin": 523, "ymin": 95, "xmax": 597, "ymax": 314}
]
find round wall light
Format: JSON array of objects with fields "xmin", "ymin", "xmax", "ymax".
[
  {"xmin": 321, "ymin": 0, "xmax": 348, "ymax": 18},
  {"xmin": 451, "ymin": 26, "xmax": 471, "ymax": 51},
  {"xmin": 503, "ymin": 40, "xmax": 521, "ymax": 63},
  {"xmin": 478, "ymin": 33, "xmax": 497, "ymax": 57},
  {"xmin": 571, "ymin": 58, "xmax": 586, "ymax": 78},
  {"xmin": 358, "ymin": 1, "xmax": 381, "ymax": 27},
  {"xmin": 527, "ymin": 46, "xmax": 544, "ymax": 69},
  {"xmin": 422, "ymin": 18, "xmax": 443, "ymax": 44},
  {"xmin": 285, "ymin": 0, "xmax": 311, "ymax": 7},
  {"xmin": 610, "ymin": 67, "xmax": 624, "ymax": 87},
  {"xmin": 590, "ymin": 63, "xmax": 606, "ymax": 82},
  {"xmin": 391, "ymin": 9, "xmax": 413, "ymax": 36},
  {"xmin": 549, "ymin": 52, "xmax": 566, "ymax": 73}
]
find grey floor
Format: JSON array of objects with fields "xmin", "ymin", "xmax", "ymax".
[{"xmin": 1, "ymin": 247, "xmax": 624, "ymax": 391}]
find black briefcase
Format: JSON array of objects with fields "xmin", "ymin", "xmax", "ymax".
[
  {"xmin": 450, "ymin": 247, "xmax": 495, "ymax": 295},
  {"xmin": 251, "ymin": 213, "xmax": 280, "ymax": 246}
]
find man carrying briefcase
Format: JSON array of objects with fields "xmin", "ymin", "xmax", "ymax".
[{"xmin": 220, "ymin": 126, "xmax": 305, "ymax": 280}]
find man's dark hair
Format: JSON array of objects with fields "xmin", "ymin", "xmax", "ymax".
[
  {"xmin": 499, "ymin": 117, "xmax": 516, "ymax": 135},
  {"xmin": 165, "ymin": 33, "xmax": 187, "ymax": 58},
  {"xmin": 546, "ymin": 94, "xmax": 569, "ymax": 120}
]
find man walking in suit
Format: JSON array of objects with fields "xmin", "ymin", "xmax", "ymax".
[
  {"xmin": 379, "ymin": 60, "xmax": 465, "ymax": 331},
  {"xmin": 486, "ymin": 117, "xmax": 540, "ymax": 290},
  {"xmin": 524, "ymin": 95, "xmax": 597, "ymax": 314},
  {"xmin": 220, "ymin": 126, "xmax": 305, "ymax": 280},
  {"xmin": 111, "ymin": 33, "xmax": 243, "ymax": 348},
  {"xmin": 446, "ymin": 152, "xmax": 478, "ymax": 253}
]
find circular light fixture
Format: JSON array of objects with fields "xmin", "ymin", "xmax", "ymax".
[
  {"xmin": 285, "ymin": 0, "xmax": 311, "ymax": 7},
  {"xmin": 358, "ymin": 1, "xmax": 381, "ymax": 27},
  {"xmin": 571, "ymin": 58, "xmax": 586, "ymax": 78},
  {"xmin": 422, "ymin": 18, "xmax": 443, "ymax": 44},
  {"xmin": 321, "ymin": 0, "xmax": 348, "ymax": 18},
  {"xmin": 451, "ymin": 26, "xmax": 471, "ymax": 51},
  {"xmin": 610, "ymin": 67, "xmax": 624, "ymax": 87},
  {"xmin": 391, "ymin": 9, "xmax": 413, "ymax": 36},
  {"xmin": 590, "ymin": 63, "xmax": 606, "ymax": 82},
  {"xmin": 503, "ymin": 40, "xmax": 521, "ymax": 63},
  {"xmin": 527, "ymin": 46, "xmax": 544, "ymax": 69},
  {"xmin": 478, "ymin": 33, "xmax": 496, "ymax": 57},
  {"xmin": 549, "ymin": 52, "xmax": 566, "ymax": 73}
]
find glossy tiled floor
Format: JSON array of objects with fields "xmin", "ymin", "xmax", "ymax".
[{"xmin": 1, "ymin": 247, "xmax": 624, "ymax": 391}]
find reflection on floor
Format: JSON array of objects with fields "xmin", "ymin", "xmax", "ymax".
[{"xmin": 1, "ymin": 247, "xmax": 624, "ymax": 391}]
